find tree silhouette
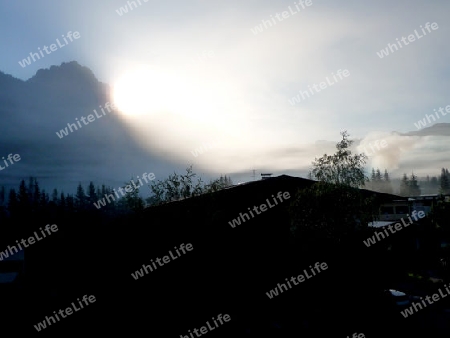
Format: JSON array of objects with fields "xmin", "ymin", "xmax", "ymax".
[
  {"xmin": 75, "ymin": 183, "xmax": 87, "ymax": 210},
  {"xmin": 310, "ymin": 131, "xmax": 368, "ymax": 188},
  {"xmin": 88, "ymin": 181, "xmax": 97, "ymax": 205},
  {"xmin": 148, "ymin": 165, "xmax": 232, "ymax": 206},
  {"xmin": 119, "ymin": 178, "xmax": 145, "ymax": 213},
  {"xmin": 52, "ymin": 188, "xmax": 58, "ymax": 204},
  {"xmin": 409, "ymin": 173, "xmax": 421, "ymax": 196},
  {"xmin": 400, "ymin": 174, "xmax": 410, "ymax": 196},
  {"xmin": 8, "ymin": 188, "xmax": 19, "ymax": 218},
  {"xmin": 0, "ymin": 186, "xmax": 5, "ymax": 206},
  {"xmin": 440, "ymin": 168, "xmax": 450, "ymax": 194},
  {"xmin": 383, "ymin": 169, "xmax": 393, "ymax": 194}
]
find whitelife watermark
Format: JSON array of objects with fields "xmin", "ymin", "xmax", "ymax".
[
  {"xmin": 0, "ymin": 224, "xmax": 58, "ymax": 261},
  {"xmin": 400, "ymin": 283, "xmax": 450, "ymax": 318},
  {"xmin": 376, "ymin": 22, "xmax": 438, "ymax": 59},
  {"xmin": 0, "ymin": 153, "xmax": 21, "ymax": 172},
  {"xmin": 358, "ymin": 139, "xmax": 388, "ymax": 157},
  {"xmin": 363, "ymin": 210, "xmax": 426, "ymax": 247},
  {"xmin": 55, "ymin": 101, "xmax": 117, "ymax": 139},
  {"xmin": 251, "ymin": 0, "xmax": 313, "ymax": 35},
  {"xmin": 131, "ymin": 243, "xmax": 193, "ymax": 280},
  {"xmin": 93, "ymin": 172, "xmax": 156, "ymax": 209},
  {"xmin": 18, "ymin": 31, "xmax": 80, "ymax": 68},
  {"xmin": 228, "ymin": 191, "xmax": 291, "ymax": 228},
  {"xmin": 116, "ymin": 0, "xmax": 149, "ymax": 16},
  {"xmin": 414, "ymin": 103, "xmax": 449, "ymax": 130},
  {"xmin": 180, "ymin": 313, "xmax": 231, "ymax": 337},
  {"xmin": 34, "ymin": 294, "xmax": 96, "ymax": 332},
  {"xmin": 266, "ymin": 262, "xmax": 328, "ymax": 299},
  {"xmin": 288, "ymin": 69, "xmax": 350, "ymax": 106}
]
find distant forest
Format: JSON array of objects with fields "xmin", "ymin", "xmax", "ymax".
[
  {"xmin": 0, "ymin": 166, "xmax": 233, "ymax": 223},
  {"xmin": 0, "ymin": 167, "xmax": 448, "ymax": 224},
  {"xmin": 365, "ymin": 167, "xmax": 450, "ymax": 196}
]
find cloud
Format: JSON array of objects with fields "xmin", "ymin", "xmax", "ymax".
[{"xmin": 355, "ymin": 130, "xmax": 450, "ymax": 177}]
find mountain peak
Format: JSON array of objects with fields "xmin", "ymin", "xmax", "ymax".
[
  {"xmin": 27, "ymin": 61, "xmax": 100, "ymax": 86},
  {"xmin": 402, "ymin": 122, "xmax": 450, "ymax": 137}
]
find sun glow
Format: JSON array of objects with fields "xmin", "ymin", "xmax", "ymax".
[
  {"xmin": 113, "ymin": 66, "xmax": 174, "ymax": 117},
  {"xmin": 112, "ymin": 65, "xmax": 216, "ymax": 122},
  {"xmin": 111, "ymin": 63, "xmax": 249, "ymax": 167}
]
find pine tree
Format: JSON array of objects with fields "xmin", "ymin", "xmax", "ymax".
[
  {"xmin": 8, "ymin": 188, "xmax": 19, "ymax": 218},
  {"xmin": 40, "ymin": 190, "xmax": 49, "ymax": 209},
  {"xmin": 88, "ymin": 181, "xmax": 97, "ymax": 204},
  {"xmin": 422, "ymin": 175, "xmax": 431, "ymax": 194},
  {"xmin": 52, "ymin": 188, "xmax": 58, "ymax": 204},
  {"xmin": 383, "ymin": 169, "xmax": 393, "ymax": 194},
  {"xmin": 367, "ymin": 168, "xmax": 376, "ymax": 191},
  {"xmin": 59, "ymin": 192, "xmax": 66, "ymax": 212},
  {"xmin": 121, "ymin": 179, "xmax": 144, "ymax": 213},
  {"xmin": 96, "ymin": 186, "xmax": 102, "ymax": 200},
  {"xmin": 375, "ymin": 169, "xmax": 382, "ymax": 182},
  {"xmin": 0, "ymin": 187, "xmax": 6, "ymax": 221},
  {"xmin": 371, "ymin": 168, "xmax": 376, "ymax": 181},
  {"xmin": 384, "ymin": 169, "xmax": 390, "ymax": 182},
  {"xmin": 440, "ymin": 168, "xmax": 450, "ymax": 194},
  {"xmin": 400, "ymin": 174, "xmax": 410, "ymax": 196},
  {"xmin": 27, "ymin": 177, "xmax": 34, "ymax": 204},
  {"xmin": 409, "ymin": 173, "xmax": 421, "ymax": 196},
  {"xmin": 0, "ymin": 186, "xmax": 4, "ymax": 206},
  {"xmin": 75, "ymin": 183, "xmax": 87, "ymax": 210},
  {"xmin": 33, "ymin": 179, "xmax": 41, "ymax": 213},
  {"xmin": 18, "ymin": 179, "xmax": 30, "ymax": 213},
  {"xmin": 431, "ymin": 176, "xmax": 439, "ymax": 193},
  {"xmin": 368, "ymin": 168, "xmax": 388, "ymax": 193},
  {"xmin": 372, "ymin": 168, "xmax": 382, "ymax": 192},
  {"xmin": 66, "ymin": 194, "xmax": 74, "ymax": 213}
]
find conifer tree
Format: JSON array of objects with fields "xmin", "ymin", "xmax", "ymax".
[
  {"xmin": 383, "ymin": 169, "xmax": 393, "ymax": 194},
  {"xmin": 8, "ymin": 188, "xmax": 19, "ymax": 218},
  {"xmin": 52, "ymin": 188, "xmax": 59, "ymax": 204},
  {"xmin": 0, "ymin": 186, "xmax": 4, "ymax": 206},
  {"xmin": 75, "ymin": 183, "xmax": 87, "ymax": 210},
  {"xmin": 440, "ymin": 168, "xmax": 450, "ymax": 194},
  {"xmin": 400, "ymin": 174, "xmax": 410, "ymax": 196}
]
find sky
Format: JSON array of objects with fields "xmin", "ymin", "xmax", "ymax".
[{"xmin": 1, "ymin": 0, "xmax": 449, "ymax": 193}]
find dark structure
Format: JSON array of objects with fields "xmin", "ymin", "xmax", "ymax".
[{"xmin": 5, "ymin": 175, "xmax": 445, "ymax": 336}]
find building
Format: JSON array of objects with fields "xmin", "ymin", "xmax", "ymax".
[{"xmin": 377, "ymin": 194, "xmax": 449, "ymax": 222}]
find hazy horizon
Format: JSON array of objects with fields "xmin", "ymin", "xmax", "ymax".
[{"xmin": 1, "ymin": 0, "xmax": 449, "ymax": 195}]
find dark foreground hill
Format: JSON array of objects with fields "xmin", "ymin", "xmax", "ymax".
[{"xmin": 3, "ymin": 175, "xmax": 440, "ymax": 337}]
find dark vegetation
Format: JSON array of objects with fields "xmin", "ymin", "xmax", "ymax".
[{"xmin": 1, "ymin": 132, "xmax": 449, "ymax": 336}]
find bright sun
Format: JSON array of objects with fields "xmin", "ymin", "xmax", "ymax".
[
  {"xmin": 112, "ymin": 65, "xmax": 213, "ymax": 121},
  {"xmin": 110, "ymin": 63, "xmax": 246, "ymax": 160},
  {"xmin": 113, "ymin": 66, "xmax": 174, "ymax": 117},
  {"xmin": 111, "ymin": 64, "xmax": 249, "ymax": 166}
]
